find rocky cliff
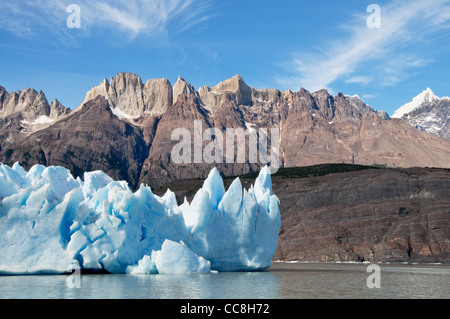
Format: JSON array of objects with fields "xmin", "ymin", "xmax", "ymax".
[{"xmin": 272, "ymin": 166, "xmax": 450, "ymax": 264}]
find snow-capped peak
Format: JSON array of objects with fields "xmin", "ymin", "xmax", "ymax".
[{"xmin": 392, "ymin": 88, "xmax": 438, "ymax": 119}]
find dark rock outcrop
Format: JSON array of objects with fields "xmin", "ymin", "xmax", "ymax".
[{"xmin": 272, "ymin": 167, "xmax": 450, "ymax": 264}]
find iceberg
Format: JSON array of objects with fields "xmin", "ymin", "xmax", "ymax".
[
  {"xmin": 151, "ymin": 240, "xmax": 211, "ymax": 274},
  {"xmin": 0, "ymin": 163, "xmax": 281, "ymax": 275}
]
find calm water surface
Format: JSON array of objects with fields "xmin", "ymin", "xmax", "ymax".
[{"xmin": 0, "ymin": 263, "xmax": 448, "ymax": 299}]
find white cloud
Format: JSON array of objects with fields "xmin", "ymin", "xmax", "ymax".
[
  {"xmin": 278, "ymin": 0, "xmax": 450, "ymax": 92},
  {"xmin": 345, "ymin": 76, "xmax": 372, "ymax": 85},
  {"xmin": 407, "ymin": 59, "xmax": 433, "ymax": 67},
  {"xmin": 0, "ymin": 0, "xmax": 211, "ymax": 41}
]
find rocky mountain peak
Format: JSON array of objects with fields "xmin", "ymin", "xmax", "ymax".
[
  {"xmin": 393, "ymin": 88, "xmax": 440, "ymax": 119},
  {"xmin": 216, "ymin": 74, "xmax": 246, "ymax": 90},
  {"xmin": 173, "ymin": 76, "xmax": 196, "ymax": 103},
  {"xmin": 110, "ymin": 72, "xmax": 144, "ymax": 96},
  {"xmin": 0, "ymin": 87, "xmax": 50, "ymax": 123},
  {"xmin": 49, "ymin": 98, "xmax": 71, "ymax": 120},
  {"xmin": 198, "ymin": 74, "xmax": 253, "ymax": 112},
  {"xmin": 393, "ymin": 88, "xmax": 450, "ymax": 139},
  {"xmin": 79, "ymin": 73, "xmax": 173, "ymax": 119},
  {"xmin": 78, "ymin": 78, "xmax": 111, "ymax": 110},
  {"xmin": 312, "ymin": 89, "xmax": 335, "ymax": 121},
  {"xmin": 98, "ymin": 78, "xmax": 110, "ymax": 93}
]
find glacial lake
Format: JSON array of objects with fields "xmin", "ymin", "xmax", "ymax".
[{"xmin": 0, "ymin": 262, "xmax": 448, "ymax": 299}]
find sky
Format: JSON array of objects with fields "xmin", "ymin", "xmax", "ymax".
[{"xmin": 0, "ymin": 0, "xmax": 449, "ymax": 115}]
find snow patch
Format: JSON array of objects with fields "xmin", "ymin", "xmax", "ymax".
[
  {"xmin": 20, "ymin": 116, "xmax": 55, "ymax": 126},
  {"xmin": 110, "ymin": 107, "xmax": 135, "ymax": 120},
  {"xmin": 33, "ymin": 115, "xmax": 54, "ymax": 125}
]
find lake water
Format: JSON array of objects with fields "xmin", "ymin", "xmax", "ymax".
[{"xmin": 0, "ymin": 262, "xmax": 448, "ymax": 299}]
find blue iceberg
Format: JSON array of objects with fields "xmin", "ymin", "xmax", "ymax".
[{"xmin": 0, "ymin": 163, "xmax": 281, "ymax": 275}]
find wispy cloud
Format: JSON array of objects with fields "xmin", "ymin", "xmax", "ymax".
[
  {"xmin": 0, "ymin": 0, "xmax": 212, "ymax": 42},
  {"xmin": 345, "ymin": 76, "xmax": 372, "ymax": 85},
  {"xmin": 277, "ymin": 0, "xmax": 450, "ymax": 92}
]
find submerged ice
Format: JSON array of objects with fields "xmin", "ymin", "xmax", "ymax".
[{"xmin": 0, "ymin": 163, "xmax": 280, "ymax": 275}]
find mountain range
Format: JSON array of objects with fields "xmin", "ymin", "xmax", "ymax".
[{"xmin": 1, "ymin": 72, "xmax": 449, "ymax": 189}]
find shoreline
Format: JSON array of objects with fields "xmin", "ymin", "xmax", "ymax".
[{"xmin": 271, "ymin": 260, "xmax": 447, "ymax": 266}]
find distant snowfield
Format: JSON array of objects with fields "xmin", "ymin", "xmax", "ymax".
[{"xmin": 0, "ymin": 163, "xmax": 280, "ymax": 275}]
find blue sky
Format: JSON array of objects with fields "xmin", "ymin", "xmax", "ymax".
[{"xmin": 0, "ymin": 0, "xmax": 449, "ymax": 115}]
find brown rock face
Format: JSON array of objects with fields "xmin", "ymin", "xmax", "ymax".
[
  {"xmin": 139, "ymin": 93, "xmax": 259, "ymax": 188},
  {"xmin": 272, "ymin": 167, "xmax": 450, "ymax": 264},
  {"xmin": 139, "ymin": 93, "xmax": 213, "ymax": 187}
]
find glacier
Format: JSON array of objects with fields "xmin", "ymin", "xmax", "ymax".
[{"xmin": 0, "ymin": 163, "xmax": 281, "ymax": 275}]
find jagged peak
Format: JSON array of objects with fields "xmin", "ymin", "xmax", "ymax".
[
  {"xmin": 215, "ymin": 74, "xmax": 248, "ymax": 90},
  {"xmin": 100, "ymin": 77, "xmax": 110, "ymax": 88},
  {"xmin": 51, "ymin": 98, "xmax": 61, "ymax": 105},
  {"xmin": 13, "ymin": 87, "xmax": 36, "ymax": 97},
  {"xmin": 176, "ymin": 75, "xmax": 187, "ymax": 83},
  {"xmin": 173, "ymin": 76, "xmax": 196, "ymax": 102},
  {"xmin": 113, "ymin": 72, "xmax": 142, "ymax": 79},
  {"xmin": 110, "ymin": 72, "xmax": 144, "ymax": 88},
  {"xmin": 299, "ymin": 87, "xmax": 310, "ymax": 95},
  {"xmin": 414, "ymin": 88, "xmax": 437, "ymax": 104},
  {"xmin": 313, "ymin": 88, "xmax": 330, "ymax": 95},
  {"xmin": 174, "ymin": 76, "xmax": 194, "ymax": 88},
  {"xmin": 231, "ymin": 74, "xmax": 244, "ymax": 82},
  {"xmin": 392, "ymin": 88, "xmax": 442, "ymax": 119},
  {"xmin": 13, "ymin": 87, "xmax": 48, "ymax": 105}
]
